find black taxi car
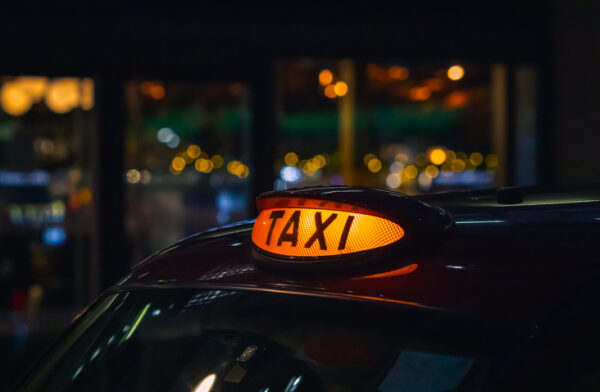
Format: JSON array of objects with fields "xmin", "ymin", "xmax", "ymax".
[{"xmin": 13, "ymin": 186, "xmax": 600, "ymax": 391}]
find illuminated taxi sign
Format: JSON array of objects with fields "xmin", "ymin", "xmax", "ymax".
[
  {"xmin": 252, "ymin": 199, "xmax": 404, "ymax": 259},
  {"xmin": 251, "ymin": 187, "xmax": 454, "ymax": 266}
]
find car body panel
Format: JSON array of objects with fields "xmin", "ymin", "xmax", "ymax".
[{"xmin": 119, "ymin": 188, "xmax": 600, "ymax": 328}]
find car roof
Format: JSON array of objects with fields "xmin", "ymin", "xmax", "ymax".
[{"xmin": 118, "ymin": 187, "xmax": 600, "ymax": 329}]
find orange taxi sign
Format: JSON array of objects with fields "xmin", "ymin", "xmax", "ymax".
[{"xmin": 251, "ymin": 197, "xmax": 405, "ymax": 259}]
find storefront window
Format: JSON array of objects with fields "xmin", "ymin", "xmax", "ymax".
[
  {"xmin": 275, "ymin": 60, "xmax": 523, "ymax": 193},
  {"xmin": 0, "ymin": 76, "xmax": 95, "ymax": 315},
  {"xmin": 124, "ymin": 81, "xmax": 252, "ymax": 264}
]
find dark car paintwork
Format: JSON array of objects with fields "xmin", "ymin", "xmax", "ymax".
[{"xmin": 117, "ymin": 188, "xmax": 600, "ymax": 332}]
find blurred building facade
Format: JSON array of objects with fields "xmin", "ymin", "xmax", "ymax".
[{"xmin": 1, "ymin": 2, "xmax": 591, "ymax": 385}]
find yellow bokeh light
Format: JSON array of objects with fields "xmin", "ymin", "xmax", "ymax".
[
  {"xmin": 227, "ymin": 160, "xmax": 241, "ymax": 174},
  {"xmin": 324, "ymin": 85, "xmax": 337, "ymax": 99},
  {"xmin": 425, "ymin": 165, "xmax": 439, "ymax": 178},
  {"xmin": 80, "ymin": 78, "xmax": 94, "ymax": 110},
  {"xmin": 469, "ymin": 152, "xmax": 484, "ymax": 166},
  {"xmin": 227, "ymin": 160, "xmax": 250, "ymax": 178},
  {"xmin": 334, "ymin": 81, "xmax": 348, "ymax": 97},
  {"xmin": 367, "ymin": 158, "xmax": 382, "ymax": 173},
  {"xmin": 363, "ymin": 153, "xmax": 376, "ymax": 165},
  {"xmin": 456, "ymin": 152, "xmax": 468, "ymax": 161},
  {"xmin": 451, "ymin": 159, "xmax": 466, "ymax": 172},
  {"xmin": 180, "ymin": 152, "xmax": 193, "ymax": 164},
  {"xmin": 445, "ymin": 150, "xmax": 456, "ymax": 162},
  {"xmin": 171, "ymin": 157, "xmax": 186, "ymax": 171},
  {"xmin": 313, "ymin": 154, "xmax": 326, "ymax": 168},
  {"xmin": 404, "ymin": 165, "xmax": 418, "ymax": 179},
  {"xmin": 239, "ymin": 166, "xmax": 250, "ymax": 178},
  {"xmin": 211, "ymin": 154, "xmax": 224, "ymax": 168},
  {"xmin": 428, "ymin": 148, "xmax": 447, "ymax": 165},
  {"xmin": 195, "ymin": 158, "xmax": 214, "ymax": 173},
  {"xmin": 45, "ymin": 78, "xmax": 80, "ymax": 114},
  {"xmin": 126, "ymin": 169, "xmax": 141, "ymax": 183},
  {"xmin": 78, "ymin": 188, "xmax": 93, "ymax": 205},
  {"xmin": 0, "ymin": 82, "xmax": 32, "ymax": 116},
  {"xmin": 303, "ymin": 160, "xmax": 319, "ymax": 174},
  {"xmin": 15, "ymin": 77, "xmax": 47, "ymax": 102},
  {"xmin": 395, "ymin": 152, "xmax": 409, "ymax": 163},
  {"xmin": 186, "ymin": 145, "xmax": 202, "ymax": 159},
  {"xmin": 284, "ymin": 152, "xmax": 299, "ymax": 166},
  {"xmin": 318, "ymin": 69, "xmax": 333, "ymax": 86},
  {"xmin": 206, "ymin": 160, "xmax": 215, "ymax": 173},
  {"xmin": 486, "ymin": 154, "xmax": 499, "ymax": 168},
  {"xmin": 447, "ymin": 65, "xmax": 465, "ymax": 81}
]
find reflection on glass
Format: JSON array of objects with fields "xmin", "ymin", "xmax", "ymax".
[
  {"xmin": 17, "ymin": 289, "xmax": 506, "ymax": 392},
  {"xmin": 378, "ymin": 350, "xmax": 473, "ymax": 392},
  {"xmin": 193, "ymin": 373, "xmax": 216, "ymax": 392}
]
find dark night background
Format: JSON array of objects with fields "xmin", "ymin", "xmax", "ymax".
[{"xmin": 1, "ymin": 2, "xmax": 600, "ymax": 387}]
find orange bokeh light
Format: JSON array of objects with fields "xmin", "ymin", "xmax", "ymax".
[
  {"xmin": 252, "ymin": 203, "xmax": 404, "ymax": 258},
  {"xmin": 409, "ymin": 86, "xmax": 431, "ymax": 101},
  {"xmin": 324, "ymin": 84, "xmax": 337, "ymax": 99},
  {"xmin": 445, "ymin": 91, "xmax": 470, "ymax": 108},
  {"xmin": 388, "ymin": 66, "xmax": 409, "ymax": 80}
]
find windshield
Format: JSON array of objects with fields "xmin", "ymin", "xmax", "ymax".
[{"xmin": 17, "ymin": 289, "xmax": 513, "ymax": 392}]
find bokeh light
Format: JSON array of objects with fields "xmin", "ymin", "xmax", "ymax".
[
  {"xmin": 186, "ymin": 145, "xmax": 202, "ymax": 159},
  {"xmin": 428, "ymin": 148, "xmax": 447, "ymax": 165},
  {"xmin": 195, "ymin": 158, "xmax": 214, "ymax": 173},
  {"xmin": 45, "ymin": 78, "xmax": 80, "ymax": 114},
  {"xmin": 388, "ymin": 66, "xmax": 409, "ymax": 80},
  {"xmin": 80, "ymin": 78, "xmax": 94, "ymax": 110},
  {"xmin": 386, "ymin": 172, "xmax": 402, "ymax": 188},
  {"xmin": 451, "ymin": 159, "xmax": 466, "ymax": 172},
  {"xmin": 334, "ymin": 81, "xmax": 348, "ymax": 97},
  {"xmin": 446, "ymin": 91, "xmax": 469, "ymax": 108},
  {"xmin": 126, "ymin": 169, "xmax": 141, "ymax": 183},
  {"xmin": 425, "ymin": 165, "xmax": 439, "ymax": 178},
  {"xmin": 367, "ymin": 158, "xmax": 382, "ymax": 173},
  {"xmin": 0, "ymin": 82, "xmax": 32, "ymax": 116},
  {"xmin": 15, "ymin": 77, "xmax": 47, "ymax": 102},
  {"xmin": 409, "ymin": 86, "xmax": 431, "ymax": 101},
  {"xmin": 404, "ymin": 165, "xmax": 418, "ymax": 179},
  {"xmin": 447, "ymin": 65, "xmax": 465, "ymax": 81},
  {"xmin": 324, "ymin": 84, "xmax": 336, "ymax": 98},
  {"xmin": 211, "ymin": 154, "xmax": 224, "ymax": 168},
  {"xmin": 485, "ymin": 154, "xmax": 499, "ymax": 168},
  {"xmin": 280, "ymin": 166, "xmax": 302, "ymax": 183},
  {"xmin": 469, "ymin": 152, "xmax": 484, "ymax": 166},
  {"xmin": 318, "ymin": 69, "xmax": 333, "ymax": 86},
  {"xmin": 171, "ymin": 157, "xmax": 186, "ymax": 171},
  {"xmin": 284, "ymin": 152, "xmax": 299, "ymax": 166}
]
